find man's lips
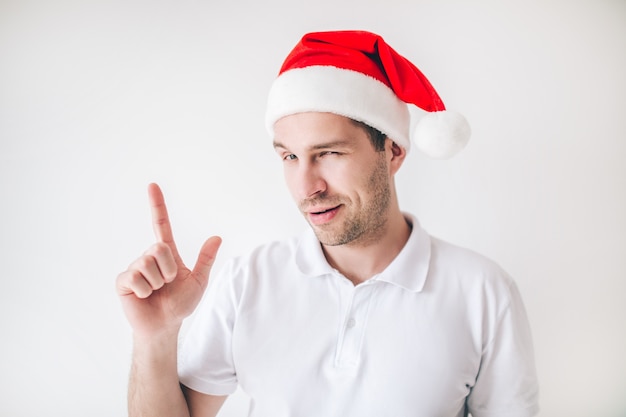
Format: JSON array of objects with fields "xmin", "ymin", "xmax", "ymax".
[
  {"xmin": 306, "ymin": 205, "xmax": 341, "ymax": 225},
  {"xmin": 310, "ymin": 206, "xmax": 337, "ymax": 214}
]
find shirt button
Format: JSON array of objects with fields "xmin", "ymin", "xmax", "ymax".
[{"xmin": 346, "ymin": 318, "xmax": 356, "ymax": 328}]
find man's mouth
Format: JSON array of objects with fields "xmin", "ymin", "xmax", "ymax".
[
  {"xmin": 307, "ymin": 205, "xmax": 340, "ymax": 225},
  {"xmin": 312, "ymin": 207, "xmax": 335, "ymax": 214}
]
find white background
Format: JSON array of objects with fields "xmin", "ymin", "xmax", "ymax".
[{"xmin": 1, "ymin": 0, "xmax": 625, "ymax": 416}]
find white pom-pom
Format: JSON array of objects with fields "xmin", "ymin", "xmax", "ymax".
[{"xmin": 413, "ymin": 110, "xmax": 471, "ymax": 159}]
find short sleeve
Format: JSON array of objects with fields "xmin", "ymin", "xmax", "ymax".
[
  {"xmin": 467, "ymin": 279, "xmax": 540, "ymax": 417},
  {"xmin": 178, "ymin": 260, "xmax": 240, "ymax": 396}
]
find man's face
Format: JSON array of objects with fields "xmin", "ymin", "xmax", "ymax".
[{"xmin": 273, "ymin": 112, "xmax": 393, "ymax": 247}]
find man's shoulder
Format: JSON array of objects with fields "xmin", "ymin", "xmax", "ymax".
[
  {"xmin": 428, "ymin": 234, "xmax": 516, "ymax": 289},
  {"xmin": 211, "ymin": 232, "xmax": 320, "ymax": 299},
  {"xmin": 224, "ymin": 234, "xmax": 302, "ymax": 272},
  {"xmin": 430, "ymin": 235, "xmax": 501, "ymax": 267}
]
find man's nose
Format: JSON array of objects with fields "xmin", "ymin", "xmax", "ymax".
[{"xmin": 294, "ymin": 163, "xmax": 326, "ymax": 200}]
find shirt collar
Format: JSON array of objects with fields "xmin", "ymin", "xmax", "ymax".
[
  {"xmin": 294, "ymin": 226, "xmax": 336, "ymax": 277},
  {"xmin": 294, "ymin": 213, "xmax": 431, "ymax": 293}
]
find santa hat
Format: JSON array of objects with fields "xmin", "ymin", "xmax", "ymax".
[{"xmin": 265, "ymin": 30, "xmax": 470, "ymax": 159}]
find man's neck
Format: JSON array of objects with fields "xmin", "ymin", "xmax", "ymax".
[{"xmin": 321, "ymin": 211, "xmax": 412, "ymax": 286}]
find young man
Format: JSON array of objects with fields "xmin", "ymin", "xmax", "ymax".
[{"xmin": 116, "ymin": 31, "xmax": 539, "ymax": 417}]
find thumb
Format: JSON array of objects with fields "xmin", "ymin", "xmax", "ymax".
[{"xmin": 191, "ymin": 236, "xmax": 222, "ymax": 286}]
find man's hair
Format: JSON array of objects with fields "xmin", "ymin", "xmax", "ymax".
[{"xmin": 352, "ymin": 120, "xmax": 388, "ymax": 151}]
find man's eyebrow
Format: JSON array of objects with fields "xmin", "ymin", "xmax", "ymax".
[{"xmin": 309, "ymin": 140, "xmax": 352, "ymax": 150}]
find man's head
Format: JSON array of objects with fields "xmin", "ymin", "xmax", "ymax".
[
  {"xmin": 265, "ymin": 30, "xmax": 470, "ymax": 159},
  {"xmin": 273, "ymin": 111, "xmax": 406, "ymax": 247}
]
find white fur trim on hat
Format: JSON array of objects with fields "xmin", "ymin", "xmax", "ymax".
[{"xmin": 265, "ymin": 65, "xmax": 411, "ymax": 150}]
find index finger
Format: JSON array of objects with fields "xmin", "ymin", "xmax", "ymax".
[{"xmin": 147, "ymin": 183, "xmax": 177, "ymax": 248}]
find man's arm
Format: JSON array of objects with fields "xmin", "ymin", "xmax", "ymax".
[
  {"xmin": 128, "ymin": 331, "xmax": 190, "ymax": 416},
  {"xmin": 117, "ymin": 183, "xmax": 225, "ymax": 417},
  {"xmin": 128, "ymin": 330, "xmax": 227, "ymax": 417},
  {"xmin": 183, "ymin": 385, "xmax": 228, "ymax": 417}
]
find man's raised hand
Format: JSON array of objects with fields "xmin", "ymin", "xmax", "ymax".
[{"xmin": 116, "ymin": 183, "xmax": 222, "ymax": 337}]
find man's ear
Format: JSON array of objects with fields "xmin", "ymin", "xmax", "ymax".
[{"xmin": 388, "ymin": 139, "xmax": 407, "ymax": 175}]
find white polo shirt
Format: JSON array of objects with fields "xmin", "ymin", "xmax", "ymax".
[{"xmin": 178, "ymin": 214, "xmax": 539, "ymax": 417}]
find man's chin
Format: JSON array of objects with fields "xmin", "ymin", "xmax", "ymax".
[
  {"xmin": 310, "ymin": 225, "xmax": 336, "ymax": 246},
  {"xmin": 310, "ymin": 225, "xmax": 351, "ymax": 247}
]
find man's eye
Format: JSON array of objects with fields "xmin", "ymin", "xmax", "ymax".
[{"xmin": 283, "ymin": 154, "xmax": 297, "ymax": 161}]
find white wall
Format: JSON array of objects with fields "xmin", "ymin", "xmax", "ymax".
[{"xmin": 1, "ymin": 1, "xmax": 624, "ymax": 416}]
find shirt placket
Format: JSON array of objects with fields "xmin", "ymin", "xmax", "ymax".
[{"xmin": 334, "ymin": 280, "xmax": 377, "ymax": 369}]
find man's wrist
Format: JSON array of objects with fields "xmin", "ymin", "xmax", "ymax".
[{"xmin": 132, "ymin": 326, "xmax": 181, "ymax": 365}]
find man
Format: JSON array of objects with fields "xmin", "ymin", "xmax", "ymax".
[{"xmin": 116, "ymin": 31, "xmax": 539, "ymax": 417}]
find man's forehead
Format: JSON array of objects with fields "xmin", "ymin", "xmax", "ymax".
[{"xmin": 272, "ymin": 112, "xmax": 367, "ymax": 148}]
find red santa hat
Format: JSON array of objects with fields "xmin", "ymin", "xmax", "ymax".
[{"xmin": 265, "ymin": 30, "xmax": 471, "ymax": 159}]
